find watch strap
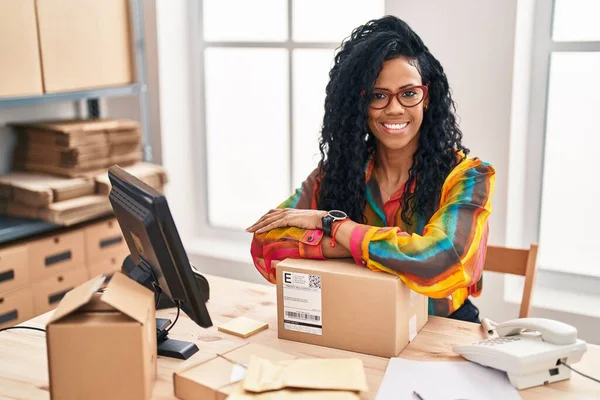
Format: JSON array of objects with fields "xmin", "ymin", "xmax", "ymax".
[{"xmin": 322, "ymin": 215, "xmax": 333, "ymax": 237}]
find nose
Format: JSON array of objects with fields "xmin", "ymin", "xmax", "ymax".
[{"xmin": 385, "ymin": 95, "xmax": 405, "ymax": 115}]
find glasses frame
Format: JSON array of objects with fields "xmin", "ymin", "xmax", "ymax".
[{"xmin": 367, "ymin": 84, "xmax": 429, "ymax": 110}]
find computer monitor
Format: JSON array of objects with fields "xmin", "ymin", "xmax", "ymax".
[{"xmin": 107, "ymin": 165, "xmax": 212, "ymax": 360}]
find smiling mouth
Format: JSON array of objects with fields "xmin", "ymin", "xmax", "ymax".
[{"xmin": 381, "ymin": 122, "xmax": 409, "ymax": 132}]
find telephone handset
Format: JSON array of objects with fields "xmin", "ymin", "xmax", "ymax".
[
  {"xmin": 494, "ymin": 318, "xmax": 578, "ymax": 345},
  {"xmin": 453, "ymin": 318, "xmax": 587, "ymax": 390}
]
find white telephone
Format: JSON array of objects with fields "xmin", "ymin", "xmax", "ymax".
[{"xmin": 453, "ymin": 318, "xmax": 587, "ymax": 390}]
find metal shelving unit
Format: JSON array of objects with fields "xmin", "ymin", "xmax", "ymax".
[{"xmin": 0, "ymin": 0, "xmax": 151, "ymax": 246}]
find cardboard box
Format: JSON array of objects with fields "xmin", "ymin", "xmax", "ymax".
[
  {"xmin": 46, "ymin": 272, "xmax": 156, "ymax": 400},
  {"xmin": 0, "ymin": 172, "xmax": 94, "ymax": 207},
  {"xmin": 32, "ymin": 268, "xmax": 89, "ymax": 315},
  {"xmin": 0, "ymin": 286, "xmax": 34, "ymax": 329},
  {"xmin": 28, "ymin": 230, "xmax": 86, "ymax": 283},
  {"xmin": 277, "ymin": 259, "xmax": 428, "ymax": 358},
  {"xmin": 95, "ymin": 162, "xmax": 168, "ymax": 195},
  {"xmin": 35, "ymin": 0, "xmax": 133, "ymax": 93},
  {"xmin": 0, "ymin": 0, "xmax": 43, "ymax": 97},
  {"xmin": 174, "ymin": 343, "xmax": 298, "ymax": 400},
  {"xmin": 0, "ymin": 244, "xmax": 29, "ymax": 294},
  {"xmin": 84, "ymin": 217, "xmax": 128, "ymax": 265}
]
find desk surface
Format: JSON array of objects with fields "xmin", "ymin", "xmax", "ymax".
[{"xmin": 0, "ymin": 274, "xmax": 598, "ymax": 400}]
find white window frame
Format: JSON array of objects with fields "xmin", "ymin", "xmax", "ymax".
[
  {"xmin": 185, "ymin": 1, "xmax": 366, "ymax": 266},
  {"xmin": 504, "ymin": 0, "xmax": 600, "ymax": 315}
]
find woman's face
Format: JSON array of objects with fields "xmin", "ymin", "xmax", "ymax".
[{"xmin": 368, "ymin": 57, "xmax": 427, "ymax": 151}]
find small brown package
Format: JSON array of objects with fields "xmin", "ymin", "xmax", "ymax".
[
  {"xmin": 277, "ymin": 258, "xmax": 428, "ymax": 357},
  {"xmin": 46, "ymin": 272, "xmax": 156, "ymax": 400},
  {"xmin": 174, "ymin": 343, "xmax": 297, "ymax": 400}
]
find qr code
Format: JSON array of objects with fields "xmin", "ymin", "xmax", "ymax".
[{"xmin": 309, "ymin": 274, "xmax": 321, "ymax": 289}]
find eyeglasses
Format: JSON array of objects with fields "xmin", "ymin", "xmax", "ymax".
[{"xmin": 366, "ymin": 85, "xmax": 429, "ymax": 110}]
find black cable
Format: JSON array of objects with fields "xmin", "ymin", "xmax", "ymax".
[
  {"xmin": 559, "ymin": 360, "xmax": 600, "ymax": 384},
  {"xmin": 0, "ymin": 326, "xmax": 46, "ymax": 334},
  {"xmin": 165, "ymin": 301, "xmax": 180, "ymax": 334}
]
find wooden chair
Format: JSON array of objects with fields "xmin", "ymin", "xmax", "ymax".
[{"xmin": 483, "ymin": 244, "xmax": 539, "ymax": 318}]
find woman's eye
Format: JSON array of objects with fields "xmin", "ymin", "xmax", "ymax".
[
  {"xmin": 373, "ymin": 92, "xmax": 388, "ymax": 100},
  {"xmin": 402, "ymin": 90, "xmax": 417, "ymax": 97}
]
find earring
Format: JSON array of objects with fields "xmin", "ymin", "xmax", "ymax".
[{"xmin": 424, "ymin": 104, "xmax": 429, "ymax": 110}]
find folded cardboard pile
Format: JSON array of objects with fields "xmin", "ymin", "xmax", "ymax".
[
  {"xmin": 0, "ymin": 162, "xmax": 168, "ymax": 226},
  {"xmin": 12, "ymin": 119, "xmax": 142, "ymax": 177},
  {"xmin": 174, "ymin": 343, "xmax": 367, "ymax": 400}
]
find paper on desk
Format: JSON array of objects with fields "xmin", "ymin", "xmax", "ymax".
[{"xmin": 375, "ymin": 358, "xmax": 521, "ymax": 400}]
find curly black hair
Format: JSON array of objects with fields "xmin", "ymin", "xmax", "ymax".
[{"xmin": 316, "ymin": 15, "xmax": 469, "ymax": 225}]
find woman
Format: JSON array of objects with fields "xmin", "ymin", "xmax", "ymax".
[{"xmin": 247, "ymin": 16, "xmax": 494, "ymax": 323}]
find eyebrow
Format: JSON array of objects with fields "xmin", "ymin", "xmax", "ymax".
[{"xmin": 374, "ymin": 83, "xmax": 418, "ymax": 91}]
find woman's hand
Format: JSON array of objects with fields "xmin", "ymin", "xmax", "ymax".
[{"xmin": 246, "ymin": 209, "xmax": 328, "ymax": 234}]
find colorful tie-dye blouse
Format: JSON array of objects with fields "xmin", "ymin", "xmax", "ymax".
[{"xmin": 250, "ymin": 154, "xmax": 495, "ymax": 317}]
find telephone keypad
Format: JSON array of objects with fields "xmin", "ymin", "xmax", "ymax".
[{"xmin": 477, "ymin": 337, "xmax": 521, "ymax": 346}]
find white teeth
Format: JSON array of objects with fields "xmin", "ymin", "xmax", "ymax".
[{"xmin": 383, "ymin": 123, "xmax": 408, "ymax": 130}]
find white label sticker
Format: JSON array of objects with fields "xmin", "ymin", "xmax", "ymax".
[
  {"xmin": 230, "ymin": 363, "xmax": 247, "ymax": 383},
  {"xmin": 409, "ymin": 314, "xmax": 417, "ymax": 342},
  {"xmin": 282, "ymin": 271, "xmax": 322, "ymax": 335}
]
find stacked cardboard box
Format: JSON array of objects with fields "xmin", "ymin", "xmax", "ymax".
[
  {"xmin": 12, "ymin": 119, "xmax": 142, "ymax": 178},
  {"xmin": 0, "ymin": 162, "xmax": 167, "ymax": 226}
]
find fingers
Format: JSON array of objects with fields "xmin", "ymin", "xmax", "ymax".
[
  {"xmin": 246, "ymin": 209, "xmax": 285, "ymax": 232},
  {"xmin": 248, "ymin": 214, "xmax": 284, "ymax": 233}
]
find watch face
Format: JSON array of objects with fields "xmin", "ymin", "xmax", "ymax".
[{"xmin": 329, "ymin": 210, "xmax": 347, "ymax": 219}]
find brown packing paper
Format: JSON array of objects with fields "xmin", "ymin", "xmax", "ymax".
[
  {"xmin": 243, "ymin": 356, "xmax": 368, "ymax": 394},
  {"xmin": 218, "ymin": 316, "xmax": 269, "ymax": 339}
]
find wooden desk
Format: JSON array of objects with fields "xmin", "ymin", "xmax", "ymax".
[{"xmin": 0, "ymin": 275, "xmax": 598, "ymax": 399}]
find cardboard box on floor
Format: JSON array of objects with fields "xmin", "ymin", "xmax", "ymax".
[
  {"xmin": 276, "ymin": 259, "xmax": 428, "ymax": 358},
  {"xmin": 46, "ymin": 272, "xmax": 156, "ymax": 400}
]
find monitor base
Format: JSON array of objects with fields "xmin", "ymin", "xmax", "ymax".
[{"xmin": 156, "ymin": 317, "xmax": 199, "ymax": 360}]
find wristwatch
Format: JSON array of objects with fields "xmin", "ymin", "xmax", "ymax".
[{"xmin": 321, "ymin": 210, "xmax": 348, "ymax": 237}]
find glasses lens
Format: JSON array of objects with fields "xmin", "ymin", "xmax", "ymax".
[
  {"xmin": 399, "ymin": 87, "xmax": 424, "ymax": 107},
  {"xmin": 370, "ymin": 91, "xmax": 390, "ymax": 109}
]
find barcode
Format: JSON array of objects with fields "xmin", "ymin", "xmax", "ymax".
[
  {"xmin": 285, "ymin": 311, "xmax": 321, "ymax": 321},
  {"xmin": 309, "ymin": 274, "xmax": 321, "ymax": 289}
]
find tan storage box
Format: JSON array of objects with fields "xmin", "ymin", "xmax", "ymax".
[
  {"xmin": 84, "ymin": 218, "xmax": 128, "ymax": 265},
  {"xmin": 32, "ymin": 268, "xmax": 89, "ymax": 315},
  {"xmin": 88, "ymin": 256, "xmax": 122, "ymax": 282},
  {"xmin": 46, "ymin": 272, "xmax": 156, "ymax": 400},
  {"xmin": 174, "ymin": 343, "xmax": 298, "ymax": 400},
  {"xmin": 35, "ymin": 0, "xmax": 133, "ymax": 93},
  {"xmin": 28, "ymin": 230, "xmax": 85, "ymax": 282},
  {"xmin": 277, "ymin": 259, "xmax": 428, "ymax": 358},
  {"xmin": 0, "ymin": 286, "xmax": 34, "ymax": 329},
  {"xmin": 0, "ymin": 0, "xmax": 43, "ymax": 97},
  {"xmin": 0, "ymin": 245, "xmax": 29, "ymax": 294}
]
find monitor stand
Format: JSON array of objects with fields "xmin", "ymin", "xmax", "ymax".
[{"xmin": 131, "ymin": 258, "xmax": 200, "ymax": 361}]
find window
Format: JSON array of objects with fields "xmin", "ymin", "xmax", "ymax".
[
  {"xmin": 199, "ymin": 0, "xmax": 384, "ymax": 232},
  {"xmin": 532, "ymin": 0, "xmax": 600, "ymax": 277}
]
